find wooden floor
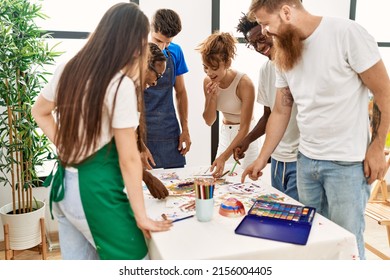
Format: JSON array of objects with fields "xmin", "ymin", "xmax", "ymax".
[
  {"xmin": 364, "ymin": 215, "xmax": 390, "ymax": 259},
  {"xmin": 0, "ymin": 233, "xmax": 61, "ymax": 260}
]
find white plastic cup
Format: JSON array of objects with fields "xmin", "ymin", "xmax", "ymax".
[{"xmin": 195, "ymin": 198, "xmax": 214, "ymax": 222}]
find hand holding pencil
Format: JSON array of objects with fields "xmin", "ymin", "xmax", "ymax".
[
  {"xmin": 210, "ymin": 156, "xmax": 241, "ymax": 178},
  {"xmin": 209, "ymin": 155, "xmax": 227, "ymax": 178}
]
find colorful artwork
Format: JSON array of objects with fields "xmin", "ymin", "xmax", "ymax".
[
  {"xmin": 219, "ymin": 198, "xmax": 246, "ymax": 217},
  {"xmin": 159, "ymin": 172, "xmax": 180, "ymax": 181},
  {"xmin": 145, "ymin": 168, "xmax": 291, "ymax": 226},
  {"xmin": 165, "ymin": 179, "xmax": 195, "ymax": 196},
  {"xmin": 214, "ymin": 178, "xmax": 231, "ymax": 185},
  {"xmin": 179, "ymin": 200, "xmax": 196, "ymax": 212},
  {"xmin": 254, "ymin": 193, "xmax": 285, "ymax": 202},
  {"xmin": 228, "ymin": 182, "xmax": 261, "ymax": 194}
]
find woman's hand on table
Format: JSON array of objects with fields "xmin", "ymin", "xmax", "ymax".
[{"xmin": 137, "ymin": 218, "xmax": 173, "ymax": 239}]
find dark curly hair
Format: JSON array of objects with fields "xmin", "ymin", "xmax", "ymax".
[
  {"xmin": 148, "ymin": 42, "xmax": 166, "ymax": 67},
  {"xmin": 236, "ymin": 12, "xmax": 259, "ymax": 42}
]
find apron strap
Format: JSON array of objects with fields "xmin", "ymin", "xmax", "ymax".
[{"xmin": 43, "ymin": 161, "xmax": 65, "ymax": 219}]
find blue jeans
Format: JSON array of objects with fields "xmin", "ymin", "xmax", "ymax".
[
  {"xmin": 297, "ymin": 152, "xmax": 370, "ymax": 260},
  {"xmin": 54, "ymin": 169, "xmax": 99, "ymax": 260},
  {"xmin": 271, "ymin": 158, "xmax": 299, "ymax": 201},
  {"xmin": 56, "ymin": 211, "xmax": 100, "ymax": 260}
]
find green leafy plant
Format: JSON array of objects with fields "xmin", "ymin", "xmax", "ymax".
[{"xmin": 0, "ymin": 0, "xmax": 61, "ymax": 214}]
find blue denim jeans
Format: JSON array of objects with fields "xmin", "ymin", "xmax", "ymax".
[
  {"xmin": 54, "ymin": 169, "xmax": 99, "ymax": 260},
  {"xmin": 271, "ymin": 158, "xmax": 299, "ymax": 201},
  {"xmin": 56, "ymin": 211, "xmax": 100, "ymax": 260},
  {"xmin": 297, "ymin": 152, "xmax": 370, "ymax": 259}
]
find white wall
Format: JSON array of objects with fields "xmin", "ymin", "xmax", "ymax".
[{"xmin": 303, "ymin": 0, "xmax": 350, "ymax": 18}]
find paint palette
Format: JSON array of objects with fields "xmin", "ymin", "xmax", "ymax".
[
  {"xmin": 235, "ymin": 200, "xmax": 316, "ymax": 245},
  {"xmin": 248, "ymin": 200, "xmax": 315, "ymax": 223}
]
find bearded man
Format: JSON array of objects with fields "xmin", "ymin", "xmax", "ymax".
[{"xmin": 242, "ymin": 0, "xmax": 390, "ymax": 260}]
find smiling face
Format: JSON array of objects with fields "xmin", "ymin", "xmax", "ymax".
[
  {"xmin": 246, "ymin": 24, "xmax": 274, "ymax": 60},
  {"xmin": 254, "ymin": 7, "xmax": 284, "ymax": 37},
  {"xmin": 145, "ymin": 60, "xmax": 166, "ymax": 88},
  {"xmin": 202, "ymin": 60, "xmax": 230, "ymax": 83},
  {"xmin": 254, "ymin": 7, "xmax": 304, "ymax": 71}
]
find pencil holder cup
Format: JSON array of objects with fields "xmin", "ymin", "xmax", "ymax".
[
  {"xmin": 194, "ymin": 177, "xmax": 215, "ymax": 222},
  {"xmin": 195, "ymin": 198, "xmax": 214, "ymax": 222}
]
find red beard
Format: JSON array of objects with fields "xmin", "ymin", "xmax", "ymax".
[{"xmin": 273, "ymin": 23, "xmax": 304, "ymax": 71}]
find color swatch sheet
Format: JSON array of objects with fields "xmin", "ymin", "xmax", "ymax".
[{"xmin": 235, "ymin": 200, "xmax": 316, "ymax": 245}]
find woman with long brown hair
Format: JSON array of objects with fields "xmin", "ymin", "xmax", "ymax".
[{"xmin": 32, "ymin": 3, "xmax": 171, "ymax": 260}]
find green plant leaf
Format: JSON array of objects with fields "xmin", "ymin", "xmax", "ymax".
[{"xmin": 0, "ymin": 0, "xmax": 63, "ymax": 210}]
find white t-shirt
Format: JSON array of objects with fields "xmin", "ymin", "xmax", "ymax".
[
  {"xmin": 257, "ymin": 60, "xmax": 299, "ymax": 162},
  {"xmin": 275, "ymin": 17, "xmax": 381, "ymax": 161},
  {"xmin": 41, "ymin": 62, "xmax": 139, "ymax": 161}
]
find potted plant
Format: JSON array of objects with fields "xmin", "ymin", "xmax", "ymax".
[{"xmin": 0, "ymin": 0, "xmax": 61, "ymax": 259}]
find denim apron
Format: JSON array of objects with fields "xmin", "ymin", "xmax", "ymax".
[
  {"xmin": 45, "ymin": 139, "xmax": 148, "ymax": 260},
  {"xmin": 144, "ymin": 49, "xmax": 186, "ymax": 168}
]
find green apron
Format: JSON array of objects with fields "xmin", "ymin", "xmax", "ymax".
[{"xmin": 45, "ymin": 139, "xmax": 147, "ymax": 260}]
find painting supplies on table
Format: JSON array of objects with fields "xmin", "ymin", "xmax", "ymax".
[
  {"xmin": 161, "ymin": 213, "xmax": 194, "ymax": 223},
  {"xmin": 172, "ymin": 215, "xmax": 195, "ymax": 223},
  {"xmin": 177, "ymin": 181, "xmax": 194, "ymax": 189},
  {"xmin": 220, "ymin": 170, "xmax": 230, "ymax": 178},
  {"xmin": 228, "ymin": 182, "xmax": 259, "ymax": 194},
  {"xmin": 229, "ymin": 160, "xmax": 240, "ymax": 176},
  {"xmin": 194, "ymin": 177, "xmax": 215, "ymax": 199},
  {"xmin": 178, "ymin": 200, "xmax": 196, "ymax": 211},
  {"xmin": 235, "ymin": 200, "xmax": 316, "ymax": 245},
  {"xmin": 194, "ymin": 177, "xmax": 215, "ymax": 222},
  {"xmin": 165, "ymin": 179, "xmax": 195, "ymax": 196}
]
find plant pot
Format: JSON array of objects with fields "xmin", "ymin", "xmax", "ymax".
[{"xmin": 0, "ymin": 200, "xmax": 46, "ymax": 250}]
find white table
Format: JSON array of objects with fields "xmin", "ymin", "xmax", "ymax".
[{"xmin": 144, "ymin": 165, "xmax": 359, "ymax": 260}]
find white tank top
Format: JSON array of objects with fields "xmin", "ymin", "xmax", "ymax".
[{"xmin": 216, "ymin": 71, "xmax": 244, "ymax": 124}]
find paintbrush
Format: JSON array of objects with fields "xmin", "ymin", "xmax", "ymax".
[
  {"xmin": 168, "ymin": 193, "xmax": 195, "ymax": 197},
  {"xmin": 229, "ymin": 160, "xmax": 240, "ymax": 175},
  {"xmin": 172, "ymin": 215, "xmax": 194, "ymax": 223}
]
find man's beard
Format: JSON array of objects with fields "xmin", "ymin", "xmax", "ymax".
[{"xmin": 273, "ymin": 23, "xmax": 304, "ymax": 72}]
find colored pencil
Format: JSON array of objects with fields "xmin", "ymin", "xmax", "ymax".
[
  {"xmin": 173, "ymin": 215, "xmax": 195, "ymax": 223},
  {"xmin": 169, "ymin": 194, "xmax": 195, "ymax": 197},
  {"xmin": 220, "ymin": 170, "xmax": 230, "ymax": 178},
  {"xmin": 229, "ymin": 160, "xmax": 240, "ymax": 175}
]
